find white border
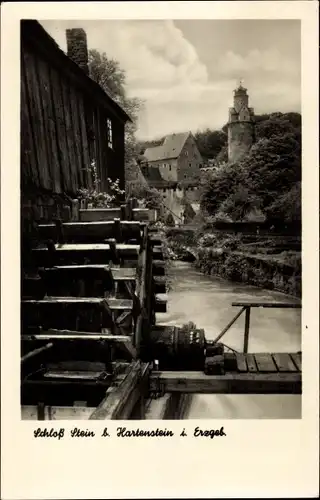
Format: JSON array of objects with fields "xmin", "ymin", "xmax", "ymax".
[{"xmin": 1, "ymin": 2, "xmax": 319, "ymax": 498}]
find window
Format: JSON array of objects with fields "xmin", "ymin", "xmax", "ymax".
[
  {"xmin": 169, "ymin": 165, "xmax": 171, "ymax": 171},
  {"xmin": 185, "ymin": 151, "xmax": 188, "ymax": 157},
  {"xmin": 107, "ymin": 118, "xmax": 113, "ymax": 149},
  {"xmin": 189, "ymin": 163, "xmax": 192, "ymax": 167}
]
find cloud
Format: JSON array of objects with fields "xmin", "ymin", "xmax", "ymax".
[{"xmin": 40, "ymin": 20, "xmax": 301, "ymax": 140}]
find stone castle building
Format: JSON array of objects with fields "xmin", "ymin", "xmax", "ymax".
[
  {"xmin": 140, "ymin": 132, "xmax": 203, "ymax": 225},
  {"xmin": 143, "ymin": 131, "xmax": 203, "ymax": 182},
  {"xmin": 228, "ymin": 83, "xmax": 255, "ymax": 163}
]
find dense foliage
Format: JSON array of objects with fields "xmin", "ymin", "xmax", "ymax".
[
  {"xmin": 200, "ymin": 112, "xmax": 301, "ymax": 223},
  {"xmin": 194, "ymin": 129, "xmax": 228, "ymax": 161}
]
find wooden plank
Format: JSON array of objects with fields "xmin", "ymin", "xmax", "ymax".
[
  {"xmin": 111, "ymin": 267, "xmax": 136, "ymax": 281},
  {"xmin": 77, "ymin": 94, "xmax": 92, "ymax": 189},
  {"xmin": 89, "ymin": 361, "xmax": 149, "ymax": 419},
  {"xmin": 272, "ymin": 353, "xmax": 298, "ymax": 372},
  {"xmin": 254, "ymin": 353, "xmax": 277, "ymax": 373},
  {"xmin": 21, "ymin": 343, "xmax": 53, "ymax": 363},
  {"xmin": 69, "ymin": 87, "xmax": 84, "ymax": 186},
  {"xmin": 152, "ymin": 260, "xmax": 166, "ymax": 276},
  {"xmin": 46, "ymin": 361, "xmax": 106, "ymax": 371},
  {"xmin": 246, "ymin": 354, "xmax": 257, "ymax": 372},
  {"xmin": 60, "ymin": 77, "xmax": 79, "ymax": 192},
  {"xmin": 236, "ymin": 353, "xmax": 247, "ymax": 372},
  {"xmin": 290, "ymin": 353, "xmax": 302, "ymax": 372},
  {"xmin": 52, "ymin": 243, "xmax": 140, "ymax": 253},
  {"xmin": 37, "ymin": 220, "xmax": 141, "ymax": 242},
  {"xmin": 80, "ymin": 208, "xmax": 122, "ymax": 222},
  {"xmin": 93, "ymin": 107, "xmax": 103, "ymax": 192},
  {"xmin": 50, "ymin": 66, "xmax": 72, "ymax": 192},
  {"xmin": 23, "ymin": 297, "xmax": 133, "ymax": 308},
  {"xmin": 43, "ymin": 370, "xmax": 106, "ymax": 380},
  {"xmin": 21, "ymin": 405, "xmax": 95, "ymax": 420},
  {"xmin": 22, "ymin": 332, "xmax": 132, "ymax": 342},
  {"xmin": 152, "ymin": 246, "xmax": 164, "ymax": 260},
  {"xmin": 149, "ymin": 371, "xmax": 301, "ymax": 394},
  {"xmin": 232, "ymin": 301, "xmax": 301, "ymax": 309},
  {"xmin": 23, "ymin": 48, "xmax": 51, "ymax": 190},
  {"xmin": 155, "ymin": 296, "xmax": 167, "ymax": 313},
  {"xmin": 149, "ymin": 234, "xmax": 163, "ymax": 246},
  {"xmin": 21, "ymin": 55, "xmax": 39, "ymax": 187},
  {"xmin": 154, "ymin": 276, "xmax": 166, "ymax": 294},
  {"xmin": 36, "ymin": 56, "xmax": 62, "ymax": 193},
  {"xmin": 43, "ymin": 265, "xmax": 136, "ymax": 282}
]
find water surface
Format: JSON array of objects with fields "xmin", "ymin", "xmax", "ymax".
[{"xmin": 156, "ymin": 261, "xmax": 301, "ymax": 419}]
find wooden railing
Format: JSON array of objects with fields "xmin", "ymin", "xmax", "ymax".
[{"xmin": 212, "ymin": 301, "xmax": 302, "ymax": 353}]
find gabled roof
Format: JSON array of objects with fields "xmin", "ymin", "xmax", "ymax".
[
  {"xmin": 21, "ymin": 20, "xmax": 131, "ymax": 124},
  {"xmin": 144, "ymin": 132, "xmax": 191, "ymax": 162}
]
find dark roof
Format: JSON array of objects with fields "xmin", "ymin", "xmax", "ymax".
[
  {"xmin": 144, "ymin": 131, "xmax": 191, "ymax": 162},
  {"xmin": 21, "ymin": 20, "xmax": 131, "ymax": 124}
]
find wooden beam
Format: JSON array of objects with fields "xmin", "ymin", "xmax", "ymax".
[
  {"xmin": 21, "ymin": 342, "xmax": 53, "ymax": 363},
  {"xmin": 155, "ymin": 296, "xmax": 167, "ymax": 313},
  {"xmin": 152, "ymin": 260, "xmax": 166, "ymax": 276},
  {"xmin": 89, "ymin": 361, "xmax": 149, "ymax": 419},
  {"xmin": 22, "ymin": 331, "xmax": 132, "ymax": 342},
  {"xmin": 150, "ymin": 371, "xmax": 301, "ymax": 394},
  {"xmin": 43, "ymin": 370, "xmax": 106, "ymax": 380},
  {"xmin": 154, "ymin": 276, "xmax": 166, "ymax": 294},
  {"xmin": 23, "ymin": 297, "xmax": 133, "ymax": 310},
  {"xmin": 232, "ymin": 301, "xmax": 301, "ymax": 308},
  {"xmin": 272, "ymin": 353, "xmax": 298, "ymax": 372},
  {"xmin": 37, "ymin": 221, "xmax": 141, "ymax": 243},
  {"xmin": 34, "ymin": 243, "xmax": 140, "ymax": 255}
]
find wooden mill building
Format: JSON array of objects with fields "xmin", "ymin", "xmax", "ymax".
[{"xmin": 21, "ymin": 20, "xmax": 131, "ymax": 225}]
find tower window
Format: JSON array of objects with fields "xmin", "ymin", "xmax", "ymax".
[{"xmin": 107, "ymin": 118, "xmax": 113, "ymax": 149}]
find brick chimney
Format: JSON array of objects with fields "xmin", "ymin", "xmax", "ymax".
[{"xmin": 66, "ymin": 28, "xmax": 89, "ymax": 75}]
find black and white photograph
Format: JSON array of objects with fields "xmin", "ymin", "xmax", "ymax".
[
  {"xmin": 20, "ymin": 17, "xmax": 303, "ymax": 421},
  {"xmin": 1, "ymin": 2, "xmax": 319, "ymax": 499}
]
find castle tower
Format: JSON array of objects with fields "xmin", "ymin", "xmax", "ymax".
[{"xmin": 227, "ymin": 83, "xmax": 255, "ymax": 163}]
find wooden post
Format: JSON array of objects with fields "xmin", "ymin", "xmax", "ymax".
[
  {"xmin": 71, "ymin": 199, "xmax": 80, "ymax": 221},
  {"xmin": 37, "ymin": 402, "xmax": 45, "ymax": 420},
  {"xmin": 243, "ymin": 307, "xmax": 251, "ymax": 353}
]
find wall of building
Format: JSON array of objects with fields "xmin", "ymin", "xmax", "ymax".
[
  {"xmin": 177, "ymin": 134, "xmax": 203, "ymax": 182},
  {"xmin": 160, "ymin": 186, "xmax": 201, "ymax": 225},
  {"xmin": 150, "ymin": 159, "xmax": 178, "ymax": 182},
  {"xmin": 228, "ymin": 121, "xmax": 254, "ymax": 163}
]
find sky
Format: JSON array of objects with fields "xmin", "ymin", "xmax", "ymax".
[{"xmin": 40, "ymin": 19, "xmax": 301, "ymax": 140}]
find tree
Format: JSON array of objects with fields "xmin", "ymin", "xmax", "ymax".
[
  {"xmin": 194, "ymin": 129, "xmax": 228, "ymax": 160},
  {"xmin": 266, "ymin": 182, "xmax": 301, "ymax": 222},
  {"xmin": 88, "ymin": 49, "xmax": 144, "ymax": 184},
  {"xmin": 200, "ymin": 112, "xmax": 301, "ymax": 222},
  {"xmin": 218, "ymin": 187, "xmax": 262, "ymax": 222},
  {"xmin": 200, "ymin": 161, "xmax": 245, "ymax": 215}
]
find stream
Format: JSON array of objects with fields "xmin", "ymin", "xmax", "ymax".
[{"xmin": 156, "ymin": 261, "xmax": 301, "ymax": 419}]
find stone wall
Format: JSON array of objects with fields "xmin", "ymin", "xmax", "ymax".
[
  {"xmin": 177, "ymin": 134, "xmax": 203, "ymax": 182},
  {"xmin": 228, "ymin": 121, "xmax": 254, "ymax": 163}
]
